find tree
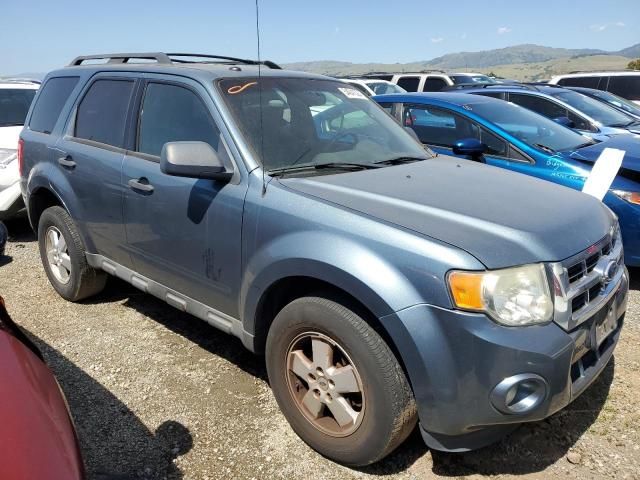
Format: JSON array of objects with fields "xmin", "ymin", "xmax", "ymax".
[{"xmin": 628, "ymin": 59, "xmax": 640, "ymax": 70}]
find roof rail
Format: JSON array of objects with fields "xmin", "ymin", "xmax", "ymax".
[
  {"xmin": 0, "ymin": 78, "xmax": 41, "ymax": 85},
  {"xmin": 444, "ymin": 83, "xmax": 537, "ymax": 91},
  {"xmin": 68, "ymin": 52, "xmax": 281, "ymax": 69}
]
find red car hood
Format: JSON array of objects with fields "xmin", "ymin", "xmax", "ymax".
[{"xmin": 0, "ymin": 330, "xmax": 84, "ymax": 480}]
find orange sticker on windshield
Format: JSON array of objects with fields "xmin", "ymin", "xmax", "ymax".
[{"xmin": 228, "ymin": 82, "xmax": 258, "ymax": 94}]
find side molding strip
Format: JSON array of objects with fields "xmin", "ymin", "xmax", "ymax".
[{"xmin": 86, "ymin": 253, "xmax": 244, "ymax": 340}]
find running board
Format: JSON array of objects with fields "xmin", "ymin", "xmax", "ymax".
[{"xmin": 86, "ymin": 253, "xmax": 247, "ymax": 343}]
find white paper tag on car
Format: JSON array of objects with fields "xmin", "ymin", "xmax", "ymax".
[
  {"xmin": 338, "ymin": 87, "xmax": 367, "ymax": 100},
  {"xmin": 582, "ymin": 148, "xmax": 625, "ymax": 201}
]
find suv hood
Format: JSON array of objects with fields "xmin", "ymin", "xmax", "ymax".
[
  {"xmin": 280, "ymin": 157, "xmax": 613, "ymax": 269},
  {"xmin": 567, "ymin": 135, "xmax": 640, "ymax": 172}
]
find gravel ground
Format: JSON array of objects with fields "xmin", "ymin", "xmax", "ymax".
[{"xmin": 0, "ymin": 218, "xmax": 639, "ymax": 480}]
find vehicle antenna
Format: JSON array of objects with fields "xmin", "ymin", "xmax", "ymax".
[{"xmin": 255, "ymin": 0, "xmax": 267, "ymax": 195}]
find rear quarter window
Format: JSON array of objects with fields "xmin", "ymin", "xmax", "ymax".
[
  {"xmin": 29, "ymin": 77, "xmax": 79, "ymax": 134},
  {"xmin": 558, "ymin": 76, "xmax": 603, "ymax": 89}
]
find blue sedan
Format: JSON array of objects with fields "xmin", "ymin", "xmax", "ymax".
[{"xmin": 374, "ymin": 92, "xmax": 640, "ymax": 265}]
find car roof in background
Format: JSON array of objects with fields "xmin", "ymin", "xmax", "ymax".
[
  {"xmin": 372, "ymin": 91, "xmax": 504, "ymax": 107},
  {"xmin": 0, "ymin": 79, "xmax": 40, "ymax": 89}
]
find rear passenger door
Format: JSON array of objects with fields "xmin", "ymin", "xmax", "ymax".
[
  {"xmin": 55, "ymin": 74, "xmax": 136, "ymax": 266},
  {"xmin": 121, "ymin": 75, "xmax": 246, "ymax": 315}
]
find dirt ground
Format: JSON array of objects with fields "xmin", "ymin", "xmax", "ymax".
[{"xmin": 0, "ymin": 218, "xmax": 639, "ymax": 480}]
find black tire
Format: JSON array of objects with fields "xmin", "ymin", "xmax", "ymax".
[
  {"xmin": 38, "ymin": 206, "xmax": 107, "ymax": 301},
  {"xmin": 266, "ymin": 295, "xmax": 417, "ymax": 466}
]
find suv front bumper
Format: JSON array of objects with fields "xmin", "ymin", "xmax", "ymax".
[{"xmin": 380, "ymin": 267, "xmax": 628, "ymax": 452}]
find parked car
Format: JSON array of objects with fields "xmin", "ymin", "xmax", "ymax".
[
  {"xmin": 565, "ymin": 86, "xmax": 640, "ymax": 121},
  {"xmin": 360, "ymin": 71, "xmax": 495, "ymax": 92},
  {"xmin": 549, "ymin": 71, "xmax": 640, "ymax": 105},
  {"xmin": 21, "ymin": 52, "xmax": 627, "ymax": 465},
  {"xmin": 0, "ymin": 295, "xmax": 85, "ymax": 479},
  {"xmin": 0, "ymin": 79, "xmax": 39, "ymax": 220},
  {"xmin": 340, "ymin": 78, "xmax": 406, "ymax": 96},
  {"xmin": 375, "ymin": 91, "xmax": 640, "ymax": 265},
  {"xmin": 454, "ymin": 84, "xmax": 640, "ymax": 137}
]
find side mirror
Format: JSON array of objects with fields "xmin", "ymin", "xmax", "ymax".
[
  {"xmin": 452, "ymin": 138, "xmax": 487, "ymax": 160},
  {"xmin": 552, "ymin": 116, "xmax": 576, "ymax": 129},
  {"xmin": 160, "ymin": 141, "xmax": 232, "ymax": 182}
]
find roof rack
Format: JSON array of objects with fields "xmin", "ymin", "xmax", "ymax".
[
  {"xmin": 68, "ymin": 52, "xmax": 281, "ymax": 69},
  {"xmin": 444, "ymin": 83, "xmax": 537, "ymax": 91}
]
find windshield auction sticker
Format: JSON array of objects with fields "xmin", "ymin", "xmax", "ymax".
[{"xmin": 338, "ymin": 87, "xmax": 367, "ymax": 100}]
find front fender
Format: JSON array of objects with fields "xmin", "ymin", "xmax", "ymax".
[{"xmin": 240, "ymin": 231, "xmax": 423, "ymax": 336}]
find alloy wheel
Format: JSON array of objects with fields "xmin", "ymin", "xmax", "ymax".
[{"xmin": 45, "ymin": 226, "xmax": 71, "ymax": 284}]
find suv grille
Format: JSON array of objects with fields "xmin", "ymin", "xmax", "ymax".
[{"xmin": 550, "ymin": 225, "xmax": 624, "ymax": 331}]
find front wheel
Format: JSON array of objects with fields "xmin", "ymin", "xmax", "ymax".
[{"xmin": 266, "ymin": 295, "xmax": 417, "ymax": 466}]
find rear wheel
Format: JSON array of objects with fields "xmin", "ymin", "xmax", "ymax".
[
  {"xmin": 38, "ymin": 206, "xmax": 107, "ymax": 301},
  {"xmin": 266, "ymin": 295, "xmax": 417, "ymax": 466}
]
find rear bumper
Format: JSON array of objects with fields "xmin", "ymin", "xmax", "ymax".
[{"xmin": 380, "ymin": 268, "xmax": 628, "ymax": 451}]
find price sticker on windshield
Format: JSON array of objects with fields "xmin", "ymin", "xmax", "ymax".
[{"xmin": 338, "ymin": 87, "xmax": 367, "ymax": 100}]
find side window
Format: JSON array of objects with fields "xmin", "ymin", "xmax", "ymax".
[
  {"xmin": 509, "ymin": 94, "xmax": 567, "ymax": 119},
  {"xmin": 422, "ymin": 78, "xmax": 448, "ymax": 92},
  {"xmin": 476, "ymin": 91, "xmax": 505, "ymax": 100},
  {"xmin": 403, "ymin": 105, "xmax": 476, "ymax": 147},
  {"xmin": 479, "ymin": 129, "xmax": 507, "ymax": 157},
  {"xmin": 75, "ymin": 79, "xmax": 134, "ymax": 147},
  {"xmin": 567, "ymin": 111, "xmax": 595, "ymax": 132},
  {"xmin": 396, "ymin": 76, "xmax": 421, "ymax": 92},
  {"xmin": 558, "ymin": 76, "xmax": 601, "ymax": 89},
  {"xmin": 138, "ymin": 82, "xmax": 222, "ymax": 157},
  {"xmin": 29, "ymin": 77, "xmax": 79, "ymax": 134},
  {"xmin": 607, "ymin": 76, "xmax": 640, "ymax": 101}
]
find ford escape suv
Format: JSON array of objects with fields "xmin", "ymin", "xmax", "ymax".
[{"xmin": 20, "ymin": 52, "xmax": 628, "ymax": 466}]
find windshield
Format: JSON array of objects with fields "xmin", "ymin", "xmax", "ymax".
[
  {"xmin": 588, "ymin": 89, "xmax": 640, "ymax": 118},
  {"xmin": 451, "ymin": 75, "xmax": 495, "ymax": 85},
  {"xmin": 218, "ymin": 77, "xmax": 431, "ymax": 173},
  {"xmin": 0, "ymin": 88, "xmax": 36, "ymax": 127},
  {"xmin": 549, "ymin": 90, "xmax": 634, "ymax": 127},
  {"xmin": 467, "ymin": 100, "xmax": 591, "ymax": 152},
  {"xmin": 366, "ymin": 81, "xmax": 406, "ymax": 95}
]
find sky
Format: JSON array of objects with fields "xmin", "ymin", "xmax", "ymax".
[{"xmin": 1, "ymin": 0, "xmax": 639, "ymax": 75}]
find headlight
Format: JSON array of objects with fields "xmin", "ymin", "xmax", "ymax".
[
  {"xmin": 0, "ymin": 148, "xmax": 17, "ymax": 168},
  {"xmin": 448, "ymin": 264, "xmax": 553, "ymax": 326},
  {"xmin": 611, "ymin": 189, "xmax": 640, "ymax": 205}
]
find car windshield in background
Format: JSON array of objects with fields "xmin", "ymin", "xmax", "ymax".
[
  {"xmin": 367, "ymin": 82, "xmax": 406, "ymax": 95},
  {"xmin": 451, "ymin": 75, "xmax": 495, "ymax": 84},
  {"xmin": 589, "ymin": 89, "xmax": 640, "ymax": 118},
  {"xmin": 218, "ymin": 77, "xmax": 431, "ymax": 173},
  {"xmin": 468, "ymin": 100, "xmax": 591, "ymax": 152},
  {"xmin": 549, "ymin": 90, "xmax": 635, "ymax": 127},
  {"xmin": 0, "ymin": 89, "xmax": 36, "ymax": 127}
]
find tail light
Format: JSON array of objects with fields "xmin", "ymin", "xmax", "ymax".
[{"xmin": 17, "ymin": 138, "xmax": 24, "ymax": 177}]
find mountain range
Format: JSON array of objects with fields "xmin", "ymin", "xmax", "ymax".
[{"xmin": 282, "ymin": 42, "xmax": 640, "ymax": 80}]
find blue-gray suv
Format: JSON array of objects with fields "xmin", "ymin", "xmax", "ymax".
[{"xmin": 19, "ymin": 52, "xmax": 628, "ymax": 466}]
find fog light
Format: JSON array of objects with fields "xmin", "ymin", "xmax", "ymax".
[{"xmin": 490, "ymin": 374, "xmax": 548, "ymax": 415}]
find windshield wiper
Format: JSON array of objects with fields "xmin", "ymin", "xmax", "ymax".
[
  {"xmin": 534, "ymin": 143, "xmax": 556, "ymax": 154},
  {"xmin": 610, "ymin": 120, "xmax": 637, "ymax": 128},
  {"xmin": 374, "ymin": 156, "xmax": 428, "ymax": 165},
  {"xmin": 268, "ymin": 162, "xmax": 382, "ymax": 177},
  {"xmin": 0, "ymin": 122, "xmax": 24, "ymax": 127}
]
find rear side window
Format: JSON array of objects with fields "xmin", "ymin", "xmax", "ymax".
[
  {"xmin": 396, "ymin": 76, "xmax": 421, "ymax": 92},
  {"xmin": 29, "ymin": 77, "xmax": 79, "ymax": 134},
  {"xmin": 509, "ymin": 94, "xmax": 568, "ymax": 119},
  {"xmin": 607, "ymin": 76, "xmax": 640, "ymax": 101},
  {"xmin": 558, "ymin": 76, "xmax": 602, "ymax": 89},
  {"xmin": 422, "ymin": 78, "xmax": 448, "ymax": 92},
  {"xmin": 137, "ymin": 82, "xmax": 221, "ymax": 157},
  {"xmin": 75, "ymin": 79, "xmax": 134, "ymax": 147}
]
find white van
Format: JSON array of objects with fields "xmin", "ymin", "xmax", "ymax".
[
  {"xmin": 0, "ymin": 79, "xmax": 38, "ymax": 219},
  {"xmin": 549, "ymin": 71, "xmax": 640, "ymax": 106}
]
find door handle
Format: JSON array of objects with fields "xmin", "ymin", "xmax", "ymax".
[
  {"xmin": 58, "ymin": 155, "xmax": 76, "ymax": 169},
  {"xmin": 128, "ymin": 178, "xmax": 154, "ymax": 193}
]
